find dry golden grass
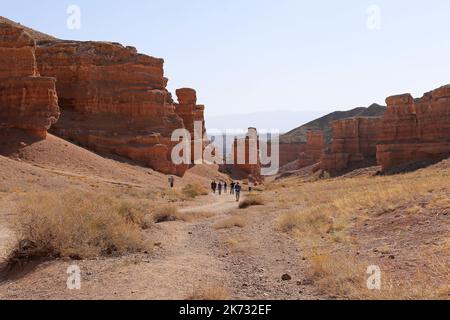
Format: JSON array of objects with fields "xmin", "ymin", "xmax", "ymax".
[
  {"xmin": 224, "ymin": 236, "xmax": 249, "ymax": 254},
  {"xmin": 213, "ymin": 216, "xmax": 247, "ymax": 230},
  {"xmin": 239, "ymin": 194, "xmax": 265, "ymax": 209},
  {"xmin": 152, "ymin": 205, "xmax": 213, "ymax": 223},
  {"xmin": 276, "ymin": 168, "xmax": 449, "ymax": 241},
  {"xmin": 7, "ymin": 191, "xmax": 150, "ymax": 265},
  {"xmin": 182, "ymin": 183, "xmax": 209, "ymax": 199},
  {"xmin": 152, "ymin": 204, "xmax": 180, "ymax": 223},
  {"xmin": 160, "ymin": 188, "xmax": 184, "ymax": 203},
  {"xmin": 177, "ymin": 211, "xmax": 215, "ymax": 223},
  {"xmin": 305, "ymin": 250, "xmax": 450, "ymax": 300},
  {"xmin": 187, "ymin": 283, "xmax": 230, "ymax": 300},
  {"xmin": 273, "ymin": 160, "xmax": 450, "ymax": 299}
]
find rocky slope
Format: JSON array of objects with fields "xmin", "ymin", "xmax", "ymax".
[{"xmin": 0, "ymin": 20, "xmax": 60, "ymax": 139}]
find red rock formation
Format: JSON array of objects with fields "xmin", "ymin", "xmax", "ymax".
[
  {"xmin": 231, "ymin": 128, "xmax": 263, "ymax": 182},
  {"xmin": 0, "ymin": 22, "xmax": 59, "ymax": 139},
  {"xmin": 297, "ymin": 131, "xmax": 325, "ymax": 168},
  {"xmin": 32, "ymin": 40, "xmax": 206, "ymax": 176},
  {"xmin": 175, "ymin": 88, "xmax": 208, "ymax": 164},
  {"xmin": 321, "ymin": 117, "xmax": 382, "ymax": 174},
  {"xmin": 377, "ymin": 86, "xmax": 450, "ymax": 171},
  {"xmin": 279, "ymin": 143, "xmax": 307, "ymax": 167}
]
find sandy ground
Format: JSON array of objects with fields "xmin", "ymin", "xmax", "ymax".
[
  {"xmin": 0, "ymin": 134, "xmax": 448, "ymax": 300},
  {"xmin": 0, "ymin": 191, "xmax": 322, "ymax": 300}
]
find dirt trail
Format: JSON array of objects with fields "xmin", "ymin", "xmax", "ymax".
[
  {"xmin": 0, "ymin": 192, "xmax": 320, "ymax": 300},
  {"xmin": 180, "ymin": 194, "xmax": 238, "ymax": 214}
]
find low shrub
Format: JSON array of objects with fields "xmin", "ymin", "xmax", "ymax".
[
  {"xmin": 7, "ymin": 191, "xmax": 149, "ymax": 268},
  {"xmin": 239, "ymin": 194, "xmax": 264, "ymax": 209}
]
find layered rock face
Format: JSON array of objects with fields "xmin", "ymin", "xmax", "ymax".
[
  {"xmin": 231, "ymin": 128, "xmax": 263, "ymax": 182},
  {"xmin": 297, "ymin": 131, "xmax": 325, "ymax": 168},
  {"xmin": 0, "ymin": 22, "xmax": 59, "ymax": 139},
  {"xmin": 279, "ymin": 143, "xmax": 306, "ymax": 167},
  {"xmin": 321, "ymin": 117, "xmax": 382, "ymax": 174},
  {"xmin": 377, "ymin": 86, "xmax": 450, "ymax": 171},
  {"xmin": 33, "ymin": 40, "xmax": 206, "ymax": 175},
  {"xmin": 175, "ymin": 88, "xmax": 207, "ymax": 164}
]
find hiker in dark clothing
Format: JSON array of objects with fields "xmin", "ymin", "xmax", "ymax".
[
  {"xmin": 218, "ymin": 181, "xmax": 223, "ymax": 195},
  {"xmin": 224, "ymin": 182, "xmax": 228, "ymax": 193},
  {"xmin": 230, "ymin": 182, "xmax": 235, "ymax": 195},
  {"xmin": 168, "ymin": 176, "xmax": 175, "ymax": 188},
  {"xmin": 234, "ymin": 183, "xmax": 242, "ymax": 202},
  {"xmin": 211, "ymin": 181, "xmax": 217, "ymax": 194}
]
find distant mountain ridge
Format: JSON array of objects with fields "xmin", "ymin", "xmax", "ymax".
[{"xmin": 280, "ymin": 103, "xmax": 387, "ymax": 144}]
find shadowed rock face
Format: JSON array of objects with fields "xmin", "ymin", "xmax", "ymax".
[
  {"xmin": 0, "ymin": 22, "xmax": 60, "ymax": 139},
  {"xmin": 32, "ymin": 39, "xmax": 207, "ymax": 176},
  {"xmin": 278, "ymin": 131, "xmax": 324, "ymax": 172},
  {"xmin": 321, "ymin": 117, "xmax": 382, "ymax": 174},
  {"xmin": 377, "ymin": 86, "xmax": 450, "ymax": 172},
  {"xmin": 297, "ymin": 131, "xmax": 325, "ymax": 168},
  {"xmin": 279, "ymin": 143, "xmax": 307, "ymax": 167}
]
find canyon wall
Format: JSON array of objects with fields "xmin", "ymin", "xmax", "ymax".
[
  {"xmin": 33, "ymin": 40, "xmax": 206, "ymax": 176},
  {"xmin": 231, "ymin": 128, "xmax": 263, "ymax": 182},
  {"xmin": 0, "ymin": 22, "xmax": 59, "ymax": 139},
  {"xmin": 279, "ymin": 143, "xmax": 306, "ymax": 167},
  {"xmin": 321, "ymin": 117, "xmax": 382, "ymax": 174},
  {"xmin": 175, "ymin": 88, "xmax": 208, "ymax": 164},
  {"xmin": 377, "ymin": 86, "xmax": 450, "ymax": 171},
  {"xmin": 297, "ymin": 131, "xmax": 325, "ymax": 168}
]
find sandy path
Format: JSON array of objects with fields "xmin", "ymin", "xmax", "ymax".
[{"xmin": 180, "ymin": 194, "xmax": 238, "ymax": 214}]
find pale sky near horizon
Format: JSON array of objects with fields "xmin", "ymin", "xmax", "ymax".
[{"xmin": 3, "ymin": 0, "xmax": 450, "ymax": 122}]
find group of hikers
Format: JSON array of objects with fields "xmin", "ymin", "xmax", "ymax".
[
  {"xmin": 211, "ymin": 180, "xmax": 242, "ymax": 202},
  {"xmin": 168, "ymin": 175, "xmax": 253, "ymax": 202}
]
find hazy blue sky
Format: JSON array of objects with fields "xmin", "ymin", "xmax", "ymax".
[{"xmin": 3, "ymin": 0, "xmax": 450, "ymax": 122}]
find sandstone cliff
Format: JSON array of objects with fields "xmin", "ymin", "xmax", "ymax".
[
  {"xmin": 297, "ymin": 131, "xmax": 325, "ymax": 168},
  {"xmin": 175, "ymin": 88, "xmax": 208, "ymax": 164},
  {"xmin": 279, "ymin": 143, "xmax": 307, "ymax": 167},
  {"xmin": 321, "ymin": 117, "xmax": 382, "ymax": 174},
  {"xmin": 279, "ymin": 131, "xmax": 325, "ymax": 172},
  {"xmin": 0, "ymin": 21, "xmax": 60, "ymax": 139},
  {"xmin": 32, "ymin": 40, "xmax": 207, "ymax": 176},
  {"xmin": 231, "ymin": 128, "xmax": 263, "ymax": 182},
  {"xmin": 377, "ymin": 86, "xmax": 450, "ymax": 172},
  {"xmin": 281, "ymin": 104, "xmax": 386, "ymax": 145}
]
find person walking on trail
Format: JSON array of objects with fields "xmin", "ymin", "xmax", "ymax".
[
  {"xmin": 230, "ymin": 182, "xmax": 235, "ymax": 195},
  {"xmin": 211, "ymin": 180, "xmax": 217, "ymax": 194},
  {"xmin": 168, "ymin": 176, "xmax": 175, "ymax": 188},
  {"xmin": 224, "ymin": 182, "xmax": 228, "ymax": 193},
  {"xmin": 218, "ymin": 181, "xmax": 223, "ymax": 195},
  {"xmin": 234, "ymin": 182, "xmax": 242, "ymax": 202}
]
